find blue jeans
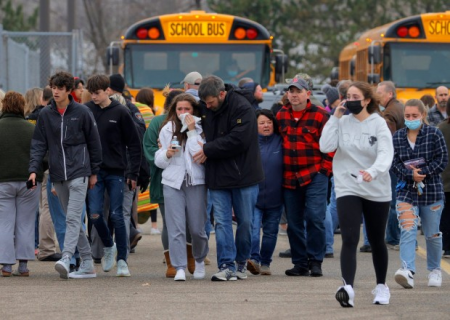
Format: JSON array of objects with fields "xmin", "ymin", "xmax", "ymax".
[
  {"xmin": 209, "ymin": 184, "xmax": 259, "ymax": 271},
  {"xmin": 397, "ymin": 200, "xmax": 444, "ymax": 273},
  {"xmin": 87, "ymin": 170, "xmax": 127, "ymax": 262},
  {"xmin": 205, "ymin": 189, "xmax": 213, "ymax": 239},
  {"xmin": 385, "ymin": 172, "xmax": 400, "ymax": 245},
  {"xmin": 251, "ymin": 206, "xmax": 283, "ymax": 266},
  {"xmin": 325, "ymin": 177, "xmax": 338, "ymax": 254},
  {"xmin": 34, "ymin": 209, "xmax": 39, "ymax": 249},
  {"xmin": 47, "ymin": 177, "xmax": 86, "ymax": 265},
  {"xmin": 284, "ymin": 173, "xmax": 328, "ymax": 268}
]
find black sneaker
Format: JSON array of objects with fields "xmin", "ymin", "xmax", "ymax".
[
  {"xmin": 359, "ymin": 244, "xmax": 372, "ymax": 252},
  {"xmin": 325, "ymin": 253, "xmax": 334, "ymax": 258},
  {"xmin": 309, "ymin": 261, "xmax": 323, "ymax": 277},
  {"xmin": 279, "ymin": 249, "xmax": 292, "ymax": 258},
  {"xmin": 443, "ymin": 250, "xmax": 450, "ymax": 258},
  {"xmin": 285, "ymin": 265, "xmax": 309, "ymax": 276}
]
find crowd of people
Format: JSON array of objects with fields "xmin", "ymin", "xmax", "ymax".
[{"xmin": 0, "ymin": 68, "xmax": 450, "ymax": 308}]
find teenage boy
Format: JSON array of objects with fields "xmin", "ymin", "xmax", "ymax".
[
  {"xmin": 85, "ymin": 74, "xmax": 142, "ymax": 277},
  {"xmin": 29, "ymin": 71, "xmax": 102, "ymax": 279}
]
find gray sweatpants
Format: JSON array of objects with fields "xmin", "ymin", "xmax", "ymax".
[
  {"xmin": 91, "ymin": 182, "xmax": 134, "ymax": 258},
  {"xmin": 53, "ymin": 177, "xmax": 91, "ymax": 261},
  {"xmin": 163, "ymin": 183, "xmax": 208, "ymax": 269},
  {"xmin": 0, "ymin": 182, "xmax": 40, "ymax": 264}
]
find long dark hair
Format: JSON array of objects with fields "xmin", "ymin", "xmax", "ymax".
[
  {"xmin": 256, "ymin": 108, "xmax": 279, "ymax": 135},
  {"xmin": 161, "ymin": 93, "xmax": 200, "ymax": 144}
]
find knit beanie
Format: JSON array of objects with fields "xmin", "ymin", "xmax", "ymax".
[
  {"xmin": 109, "ymin": 74, "xmax": 125, "ymax": 93},
  {"xmin": 322, "ymin": 84, "xmax": 339, "ymax": 106}
]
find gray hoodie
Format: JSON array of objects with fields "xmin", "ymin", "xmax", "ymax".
[{"xmin": 320, "ymin": 113, "xmax": 394, "ymax": 202}]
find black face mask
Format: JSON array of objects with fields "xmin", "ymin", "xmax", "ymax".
[{"xmin": 346, "ymin": 100, "xmax": 364, "ymax": 115}]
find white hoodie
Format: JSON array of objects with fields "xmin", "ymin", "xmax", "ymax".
[
  {"xmin": 155, "ymin": 121, "xmax": 205, "ymax": 190},
  {"xmin": 319, "ymin": 113, "xmax": 393, "ymax": 202}
]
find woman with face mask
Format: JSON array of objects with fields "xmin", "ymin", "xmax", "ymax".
[
  {"xmin": 155, "ymin": 93, "xmax": 209, "ymax": 281},
  {"xmin": 391, "ymin": 99, "xmax": 448, "ymax": 290},
  {"xmin": 320, "ymin": 81, "xmax": 394, "ymax": 307}
]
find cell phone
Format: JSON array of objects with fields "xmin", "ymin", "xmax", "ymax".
[{"xmin": 26, "ymin": 179, "xmax": 36, "ymax": 189}]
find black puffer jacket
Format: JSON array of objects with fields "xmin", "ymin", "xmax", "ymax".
[
  {"xmin": 201, "ymin": 84, "xmax": 264, "ymax": 189},
  {"xmin": 29, "ymin": 96, "xmax": 102, "ymax": 182}
]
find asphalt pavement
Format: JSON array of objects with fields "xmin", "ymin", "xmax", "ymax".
[{"xmin": 1, "ymin": 213, "xmax": 450, "ymax": 320}]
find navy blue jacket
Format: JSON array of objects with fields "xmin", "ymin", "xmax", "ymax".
[{"xmin": 256, "ymin": 133, "xmax": 283, "ymax": 209}]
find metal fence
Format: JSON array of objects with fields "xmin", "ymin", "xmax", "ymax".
[{"xmin": 0, "ymin": 25, "xmax": 83, "ymax": 94}]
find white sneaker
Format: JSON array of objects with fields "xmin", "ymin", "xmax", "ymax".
[
  {"xmin": 335, "ymin": 282, "xmax": 354, "ymax": 308},
  {"xmin": 394, "ymin": 267, "xmax": 414, "ymax": 289},
  {"xmin": 175, "ymin": 268, "xmax": 186, "ymax": 281},
  {"xmin": 102, "ymin": 243, "xmax": 117, "ymax": 272},
  {"xmin": 116, "ymin": 259, "xmax": 131, "ymax": 277},
  {"xmin": 150, "ymin": 228, "xmax": 161, "ymax": 235},
  {"xmin": 428, "ymin": 269, "xmax": 442, "ymax": 287},
  {"xmin": 193, "ymin": 261, "xmax": 205, "ymax": 280},
  {"xmin": 69, "ymin": 259, "xmax": 96, "ymax": 279},
  {"xmin": 55, "ymin": 255, "xmax": 71, "ymax": 279},
  {"xmin": 372, "ymin": 284, "xmax": 390, "ymax": 305}
]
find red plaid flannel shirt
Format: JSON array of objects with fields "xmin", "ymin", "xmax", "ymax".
[{"xmin": 277, "ymin": 101, "xmax": 333, "ymax": 189}]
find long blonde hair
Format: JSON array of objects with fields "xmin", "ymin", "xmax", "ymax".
[
  {"xmin": 0, "ymin": 89, "xmax": 5, "ymax": 111},
  {"xmin": 24, "ymin": 87, "xmax": 43, "ymax": 116}
]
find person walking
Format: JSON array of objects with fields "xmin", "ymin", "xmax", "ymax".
[
  {"xmin": 0, "ymin": 91, "xmax": 43, "ymax": 277},
  {"xmin": 29, "ymin": 71, "xmax": 102, "ymax": 279},
  {"xmin": 155, "ymin": 93, "xmax": 209, "ymax": 281},
  {"xmin": 196, "ymin": 76, "xmax": 264, "ymax": 281},
  {"xmin": 320, "ymin": 81, "xmax": 394, "ymax": 307},
  {"xmin": 247, "ymin": 109, "xmax": 283, "ymax": 276},
  {"xmin": 392, "ymin": 99, "xmax": 448, "ymax": 289}
]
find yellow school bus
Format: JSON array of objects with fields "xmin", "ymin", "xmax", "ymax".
[
  {"xmin": 112, "ymin": 10, "xmax": 286, "ymax": 113},
  {"xmin": 338, "ymin": 11, "xmax": 450, "ymax": 101}
]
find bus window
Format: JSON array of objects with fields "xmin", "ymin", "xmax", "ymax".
[{"xmin": 144, "ymin": 52, "xmax": 167, "ymax": 70}]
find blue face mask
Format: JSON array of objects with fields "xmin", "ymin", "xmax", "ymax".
[
  {"xmin": 227, "ymin": 70, "xmax": 238, "ymax": 77},
  {"xmin": 404, "ymin": 118, "xmax": 422, "ymax": 130}
]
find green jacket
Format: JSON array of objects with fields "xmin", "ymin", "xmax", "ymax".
[
  {"xmin": 0, "ymin": 113, "xmax": 43, "ymax": 182},
  {"xmin": 438, "ymin": 120, "xmax": 450, "ymax": 192},
  {"xmin": 143, "ymin": 114, "xmax": 167, "ymax": 203}
]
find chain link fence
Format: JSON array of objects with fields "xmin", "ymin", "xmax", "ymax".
[{"xmin": 0, "ymin": 25, "xmax": 83, "ymax": 94}]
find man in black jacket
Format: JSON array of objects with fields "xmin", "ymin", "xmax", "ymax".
[
  {"xmin": 29, "ymin": 71, "xmax": 102, "ymax": 279},
  {"xmin": 85, "ymin": 74, "xmax": 142, "ymax": 278},
  {"xmin": 197, "ymin": 76, "xmax": 264, "ymax": 281}
]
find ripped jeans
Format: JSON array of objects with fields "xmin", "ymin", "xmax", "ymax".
[{"xmin": 396, "ymin": 200, "xmax": 443, "ymax": 273}]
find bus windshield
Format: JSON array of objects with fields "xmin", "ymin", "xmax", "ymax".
[
  {"xmin": 124, "ymin": 43, "xmax": 269, "ymax": 89},
  {"xmin": 384, "ymin": 42, "xmax": 450, "ymax": 88}
]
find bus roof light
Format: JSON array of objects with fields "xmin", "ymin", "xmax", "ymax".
[
  {"xmin": 148, "ymin": 27, "xmax": 160, "ymax": 39},
  {"xmin": 408, "ymin": 26, "xmax": 420, "ymax": 38},
  {"xmin": 247, "ymin": 28, "xmax": 258, "ymax": 40},
  {"xmin": 234, "ymin": 27, "xmax": 246, "ymax": 40},
  {"xmin": 136, "ymin": 28, "xmax": 148, "ymax": 39},
  {"xmin": 396, "ymin": 26, "xmax": 408, "ymax": 37}
]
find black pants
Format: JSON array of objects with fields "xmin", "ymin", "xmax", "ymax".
[
  {"xmin": 441, "ymin": 193, "xmax": 450, "ymax": 251},
  {"xmin": 336, "ymin": 196, "xmax": 390, "ymax": 286}
]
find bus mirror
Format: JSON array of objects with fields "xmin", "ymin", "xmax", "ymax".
[
  {"xmin": 330, "ymin": 67, "xmax": 339, "ymax": 80},
  {"xmin": 368, "ymin": 45, "xmax": 381, "ymax": 64},
  {"xmin": 106, "ymin": 47, "xmax": 120, "ymax": 66},
  {"xmin": 368, "ymin": 73, "xmax": 380, "ymax": 84},
  {"xmin": 275, "ymin": 54, "xmax": 288, "ymax": 74}
]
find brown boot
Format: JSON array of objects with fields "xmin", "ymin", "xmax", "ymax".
[
  {"xmin": 186, "ymin": 243, "xmax": 195, "ymax": 274},
  {"xmin": 164, "ymin": 250, "xmax": 176, "ymax": 278}
]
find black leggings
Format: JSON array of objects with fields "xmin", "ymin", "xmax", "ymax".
[{"xmin": 336, "ymin": 196, "xmax": 390, "ymax": 286}]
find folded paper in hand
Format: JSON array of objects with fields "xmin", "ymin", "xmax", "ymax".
[{"xmin": 179, "ymin": 113, "xmax": 201, "ymax": 132}]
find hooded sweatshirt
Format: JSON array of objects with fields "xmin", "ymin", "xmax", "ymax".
[
  {"xmin": 85, "ymin": 99, "xmax": 142, "ymax": 180},
  {"xmin": 319, "ymin": 113, "xmax": 394, "ymax": 202}
]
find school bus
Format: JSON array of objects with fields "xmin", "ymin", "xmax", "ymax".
[
  {"xmin": 337, "ymin": 11, "xmax": 450, "ymax": 101},
  {"xmin": 110, "ymin": 10, "xmax": 287, "ymax": 114}
]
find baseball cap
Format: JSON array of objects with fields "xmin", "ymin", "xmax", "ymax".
[
  {"xmin": 180, "ymin": 71, "xmax": 202, "ymax": 85},
  {"xmin": 287, "ymin": 77, "xmax": 309, "ymax": 91}
]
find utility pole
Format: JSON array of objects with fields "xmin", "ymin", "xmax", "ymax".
[
  {"xmin": 39, "ymin": 0, "xmax": 50, "ymax": 88},
  {"xmin": 67, "ymin": 0, "xmax": 76, "ymax": 75}
]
